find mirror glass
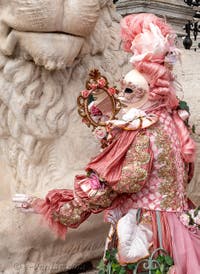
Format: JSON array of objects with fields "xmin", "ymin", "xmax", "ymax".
[
  {"xmin": 77, "ymin": 69, "xmax": 121, "ymax": 129},
  {"xmin": 87, "ymin": 89, "xmax": 113, "ymax": 125}
]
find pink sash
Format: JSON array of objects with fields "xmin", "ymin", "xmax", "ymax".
[{"xmin": 86, "ymin": 129, "xmax": 139, "ymax": 186}]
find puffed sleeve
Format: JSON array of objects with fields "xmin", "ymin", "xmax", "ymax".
[
  {"xmin": 32, "ymin": 175, "xmax": 117, "ymax": 238},
  {"xmin": 31, "ymin": 131, "xmax": 153, "ymax": 238}
]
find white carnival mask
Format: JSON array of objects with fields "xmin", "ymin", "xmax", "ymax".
[{"xmin": 119, "ymin": 69, "xmax": 149, "ymax": 109}]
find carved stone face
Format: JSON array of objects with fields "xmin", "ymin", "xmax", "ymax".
[
  {"xmin": 0, "ymin": 0, "xmax": 101, "ymax": 69},
  {"xmin": 0, "ymin": 0, "xmax": 122, "ymax": 193},
  {"xmin": 0, "ymin": 2, "xmax": 130, "ymax": 273}
]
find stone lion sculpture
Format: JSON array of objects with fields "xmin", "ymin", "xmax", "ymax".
[{"xmin": 0, "ymin": 1, "xmax": 130, "ymax": 273}]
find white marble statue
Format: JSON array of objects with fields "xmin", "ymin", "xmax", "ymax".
[{"xmin": 0, "ymin": 1, "xmax": 130, "ymax": 273}]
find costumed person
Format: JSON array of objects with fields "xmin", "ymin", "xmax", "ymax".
[{"xmin": 13, "ymin": 14, "xmax": 200, "ymax": 274}]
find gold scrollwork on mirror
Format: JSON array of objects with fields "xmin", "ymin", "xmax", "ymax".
[{"xmin": 77, "ymin": 69, "xmax": 121, "ymax": 129}]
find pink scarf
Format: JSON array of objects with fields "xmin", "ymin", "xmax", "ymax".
[{"xmin": 86, "ymin": 129, "xmax": 139, "ymax": 186}]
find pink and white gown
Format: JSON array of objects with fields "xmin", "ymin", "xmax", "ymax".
[{"xmin": 32, "ymin": 107, "xmax": 199, "ymax": 274}]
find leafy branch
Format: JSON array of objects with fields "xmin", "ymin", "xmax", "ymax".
[{"xmin": 97, "ymin": 249, "xmax": 174, "ymax": 274}]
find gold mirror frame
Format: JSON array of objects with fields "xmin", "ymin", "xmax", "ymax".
[{"xmin": 77, "ymin": 69, "xmax": 121, "ymax": 129}]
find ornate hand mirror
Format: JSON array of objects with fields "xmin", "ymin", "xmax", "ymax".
[{"xmin": 77, "ymin": 69, "xmax": 121, "ymax": 129}]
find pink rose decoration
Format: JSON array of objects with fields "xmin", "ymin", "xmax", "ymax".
[
  {"xmin": 90, "ymin": 105, "xmax": 102, "ymax": 116},
  {"xmin": 179, "ymin": 208, "xmax": 200, "ymax": 230},
  {"xmin": 108, "ymin": 87, "xmax": 116, "ymax": 96},
  {"xmin": 179, "ymin": 213, "xmax": 190, "ymax": 227},
  {"xmin": 194, "ymin": 212, "xmax": 200, "ymax": 226},
  {"xmin": 97, "ymin": 78, "xmax": 106, "ymax": 88},
  {"xmin": 93, "ymin": 126, "xmax": 107, "ymax": 139},
  {"xmin": 168, "ymin": 265, "xmax": 176, "ymax": 274},
  {"xmin": 89, "ymin": 83, "xmax": 98, "ymax": 90},
  {"xmin": 89, "ymin": 174, "xmax": 101, "ymax": 190},
  {"xmin": 81, "ymin": 89, "xmax": 90, "ymax": 98}
]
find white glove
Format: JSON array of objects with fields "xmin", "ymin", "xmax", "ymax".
[{"xmin": 12, "ymin": 193, "xmax": 36, "ymax": 213}]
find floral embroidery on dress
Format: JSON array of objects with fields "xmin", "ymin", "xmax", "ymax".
[
  {"xmin": 53, "ymin": 201, "xmax": 86, "ymax": 226},
  {"xmin": 74, "ymin": 174, "xmax": 117, "ymax": 210},
  {"xmin": 150, "ymin": 124, "xmax": 179, "ymax": 210},
  {"xmin": 113, "ymin": 132, "xmax": 152, "ymax": 193},
  {"xmin": 140, "ymin": 211, "xmax": 152, "ymax": 225}
]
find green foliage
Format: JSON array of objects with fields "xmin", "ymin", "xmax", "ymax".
[
  {"xmin": 192, "ymin": 124, "xmax": 196, "ymax": 133},
  {"xmin": 153, "ymin": 254, "xmax": 174, "ymax": 273},
  {"xmin": 186, "ymin": 207, "xmax": 200, "ymax": 229},
  {"xmin": 194, "ymin": 206, "xmax": 200, "ymax": 217},
  {"xmin": 97, "ymin": 249, "xmax": 128, "ymax": 274},
  {"xmin": 179, "ymin": 100, "xmax": 190, "ymax": 113},
  {"xmin": 97, "ymin": 249, "xmax": 134, "ymax": 274},
  {"xmin": 178, "ymin": 100, "xmax": 197, "ymax": 132},
  {"xmin": 97, "ymin": 249, "xmax": 174, "ymax": 274}
]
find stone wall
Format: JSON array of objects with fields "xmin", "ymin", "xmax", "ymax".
[
  {"xmin": 116, "ymin": 0, "xmax": 194, "ymax": 38},
  {"xmin": 116, "ymin": 0, "xmax": 200, "ymax": 50},
  {"xmin": 175, "ymin": 51, "xmax": 200, "ymax": 133},
  {"xmin": 175, "ymin": 50, "xmax": 200, "ymax": 205}
]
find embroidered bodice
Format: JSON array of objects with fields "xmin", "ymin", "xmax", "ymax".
[{"xmin": 117, "ymin": 109, "xmax": 188, "ymax": 213}]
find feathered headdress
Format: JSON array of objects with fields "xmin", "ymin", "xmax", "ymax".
[{"xmin": 120, "ymin": 13, "xmax": 181, "ymax": 108}]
